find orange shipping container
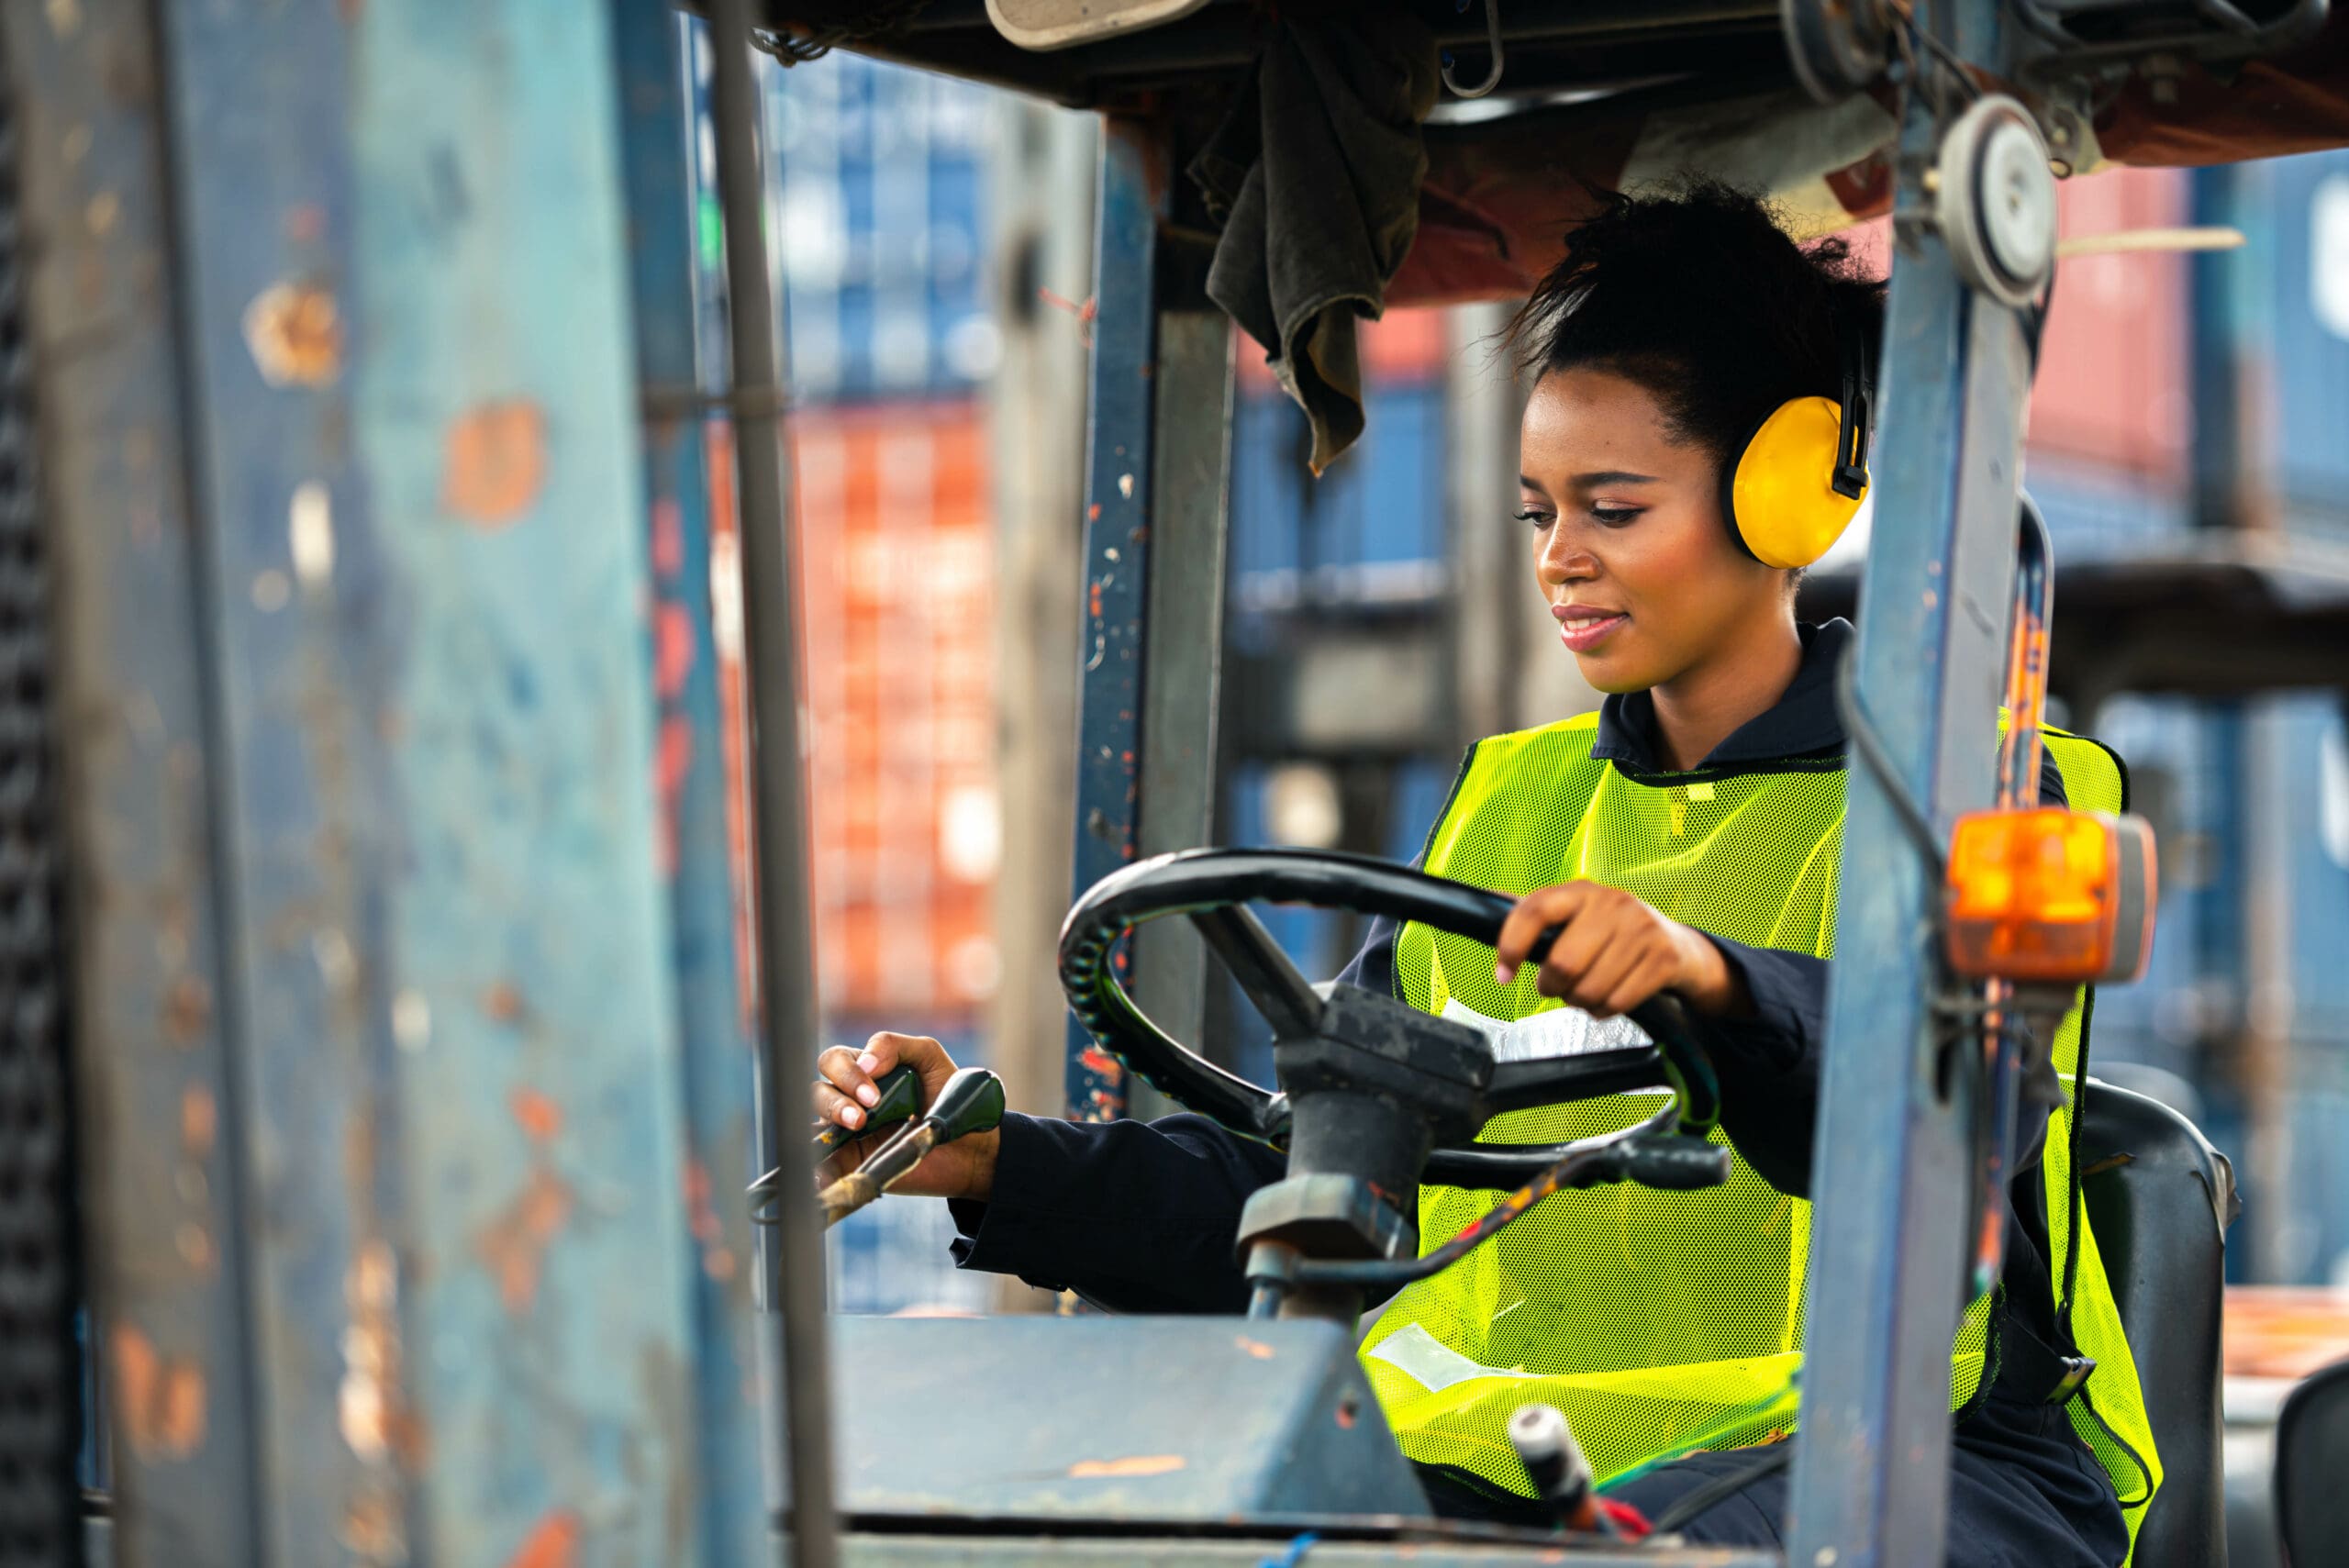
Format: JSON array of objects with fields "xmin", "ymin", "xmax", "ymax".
[{"xmin": 708, "ymin": 403, "xmax": 1002, "ymax": 1023}]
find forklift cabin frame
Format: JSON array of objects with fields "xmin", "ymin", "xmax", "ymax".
[
  {"xmin": 4, "ymin": 0, "xmax": 2327, "ymax": 1565},
  {"xmin": 743, "ymin": 2, "xmax": 2311, "ymax": 1564}
]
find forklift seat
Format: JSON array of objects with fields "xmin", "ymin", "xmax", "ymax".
[
  {"xmin": 2075, "ymin": 1079, "xmax": 2240, "ymax": 1568},
  {"xmin": 2275, "ymin": 1355, "xmax": 2349, "ymax": 1568}
]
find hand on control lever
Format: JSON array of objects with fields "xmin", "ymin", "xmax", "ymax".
[
  {"xmin": 812, "ymin": 1032, "xmax": 1001, "ymax": 1201},
  {"xmin": 1491, "ymin": 882, "xmax": 1752, "ymax": 1020}
]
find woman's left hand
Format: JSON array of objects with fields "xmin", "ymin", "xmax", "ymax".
[{"xmin": 1491, "ymin": 882, "xmax": 1746, "ymax": 1018}]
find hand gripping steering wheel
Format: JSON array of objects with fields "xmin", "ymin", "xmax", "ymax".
[{"xmin": 1056, "ymin": 847, "xmax": 1724, "ymax": 1191}]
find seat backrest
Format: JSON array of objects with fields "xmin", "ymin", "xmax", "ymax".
[
  {"xmin": 2276, "ymin": 1357, "xmax": 2349, "ymax": 1567},
  {"xmin": 2076, "ymin": 1079, "xmax": 2238, "ymax": 1568}
]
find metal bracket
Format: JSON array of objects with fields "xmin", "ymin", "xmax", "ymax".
[{"xmin": 1441, "ymin": 0, "xmax": 1507, "ymax": 98}]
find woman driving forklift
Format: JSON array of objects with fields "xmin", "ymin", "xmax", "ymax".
[{"xmin": 812, "ymin": 183, "xmax": 2157, "ymax": 1565}]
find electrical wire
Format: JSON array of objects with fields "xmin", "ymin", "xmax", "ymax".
[
  {"xmin": 1887, "ymin": 0, "xmax": 1987, "ymax": 106},
  {"xmin": 1833, "ymin": 644, "xmax": 1949, "ymax": 882}
]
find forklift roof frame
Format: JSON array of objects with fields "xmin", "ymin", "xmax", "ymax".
[{"xmin": 6, "ymin": 1, "xmax": 2337, "ymax": 1566}]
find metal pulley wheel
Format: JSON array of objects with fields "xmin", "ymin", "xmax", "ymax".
[{"xmin": 1935, "ymin": 95, "xmax": 2060, "ymax": 308}]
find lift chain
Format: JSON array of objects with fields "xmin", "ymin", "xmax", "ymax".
[{"xmin": 0, "ymin": 34, "xmax": 87, "ymax": 1566}]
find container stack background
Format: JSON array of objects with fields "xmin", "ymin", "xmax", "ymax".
[
  {"xmin": 693, "ymin": 40, "xmax": 1005, "ymax": 1314},
  {"xmin": 720, "ymin": 36, "xmax": 2349, "ymax": 1307}
]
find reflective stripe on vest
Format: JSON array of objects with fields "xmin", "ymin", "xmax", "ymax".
[{"xmin": 1358, "ymin": 715, "xmax": 2163, "ymax": 1558}]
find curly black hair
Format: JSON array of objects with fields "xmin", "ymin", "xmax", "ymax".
[{"xmin": 1508, "ymin": 181, "xmax": 1886, "ymax": 474}]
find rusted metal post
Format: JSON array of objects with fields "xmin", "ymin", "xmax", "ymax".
[
  {"xmin": 702, "ymin": 1, "xmax": 841, "ymax": 1562},
  {"xmin": 30, "ymin": 0, "xmax": 708, "ymax": 1561},
  {"xmin": 611, "ymin": 6, "xmax": 769, "ymax": 1561}
]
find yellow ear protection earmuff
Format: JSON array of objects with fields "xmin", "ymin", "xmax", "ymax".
[{"xmin": 1720, "ymin": 323, "xmax": 1874, "ymax": 570}]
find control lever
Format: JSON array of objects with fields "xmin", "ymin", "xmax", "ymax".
[
  {"xmin": 810, "ymin": 1066, "xmax": 1007, "ymax": 1229},
  {"xmin": 1508, "ymin": 1403, "xmax": 1618, "ymax": 1537},
  {"xmin": 811, "ymin": 1063, "xmax": 922, "ymax": 1151}
]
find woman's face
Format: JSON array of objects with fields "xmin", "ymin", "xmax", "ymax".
[{"xmin": 1518, "ymin": 367, "xmax": 1790, "ymax": 695}]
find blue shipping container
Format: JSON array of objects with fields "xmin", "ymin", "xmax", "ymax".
[
  {"xmin": 2076, "ymin": 696, "xmax": 2222, "ymax": 1069},
  {"xmin": 2022, "ymin": 458, "xmax": 2193, "ymax": 563},
  {"xmin": 686, "ymin": 39, "xmax": 998, "ymax": 403},
  {"xmin": 1229, "ymin": 382, "xmax": 1450, "ymax": 615},
  {"xmin": 2277, "ymin": 695, "xmax": 2349, "ymax": 1044},
  {"xmin": 2237, "ymin": 149, "xmax": 2349, "ymax": 522}
]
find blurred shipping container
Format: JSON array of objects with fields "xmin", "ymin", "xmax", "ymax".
[
  {"xmin": 2077, "ymin": 695, "xmax": 2227, "ymax": 1069},
  {"xmin": 2246, "ymin": 148, "xmax": 2349, "ymax": 517},
  {"xmin": 1229, "ymin": 308, "xmax": 1453, "ymax": 618},
  {"xmin": 2029, "ymin": 168, "xmax": 2194, "ymax": 484},
  {"xmin": 793, "ymin": 403, "xmax": 1002, "ymax": 1018},
  {"xmin": 707, "ymin": 405, "xmax": 1002, "ymax": 1025},
  {"xmin": 2274, "ymin": 696, "xmax": 2349, "ymax": 1046},
  {"xmin": 753, "ymin": 46, "xmax": 1000, "ymax": 403},
  {"xmin": 2019, "ymin": 460, "xmax": 2193, "ymax": 561}
]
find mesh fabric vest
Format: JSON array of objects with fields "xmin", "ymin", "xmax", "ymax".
[{"xmin": 1359, "ymin": 711, "xmax": 2163, "ymax": 1557}]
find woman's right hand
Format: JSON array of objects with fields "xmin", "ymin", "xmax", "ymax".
[{"xmin": 812, "ymin": 1031, "xmax": 1000, "ymax": 1202}]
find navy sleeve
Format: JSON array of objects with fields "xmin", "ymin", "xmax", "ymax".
[
  {"xmin": 1332, "ymin": 913, "xmax": 1401, "ymax": 995},
  {"xmin": 948, "ymin": 1111, "xmax": 1285, "ymax": 1313}
]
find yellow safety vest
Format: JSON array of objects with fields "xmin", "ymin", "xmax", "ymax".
[{"xmin": 1358, "ymin": 712, "xmax": 2162, "ymax": 1557}]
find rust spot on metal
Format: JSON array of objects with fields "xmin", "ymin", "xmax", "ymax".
[
  {"xmin": 505, "ymin": 1508, "xmax": 581, "ymax": 1568},
  {"xmin": 509, "ymin": 1087, "xmax": 562, "ymax": 1144},
  {"xmin": 180, "ymin": 1084, "xmax": 217, "ymax": 1160},
  {"xmin": 473, "ymin": 1168, "xmax": 573, "ymax": 1314},
  {"xmin": 683, "ymin": 1157, "xmax": 720, "ymax": 1245},
  {"xmin": 108, "ymin": 1325, "xmax": 207, "ymax": 1459},
  {"xmin": 442, "ymin": 400, "xmax": 548, "ymax": 527},
  {"xmin": 1068, "ymin": 1454, "xmax": 1186, "ymax": 1479},
  {"xmin": 482, "ymin": 981, "xmax": 525, "ymax": 1024},
  {"xmin": 340, "ymin": 1241, "xmax": 403, "ymax": 1463},
  {"xmin": 241, "ymin": 280, "xmax": 343, "ymax": 387},
  {"xmin": 655, "ymin": 713, "xmax": 693, "ymax": 877},
  {"xmin": 164, "ymin": 974, "xmax": 211, "ymax": 1045},
  {"xmin": 655, "ymin": 604, "xmax": 695, "ymax": 699},
  {"xmin": 343, "ymin": 1494, "xmax": 405, "ymax": 1562},
  {"xmin": 175, "ymin": 1222, "xmax": 213, "ymax": 1272},
  {"xmin": 651, "ymin": 496, "xmax": 685, "ymax": 577}
]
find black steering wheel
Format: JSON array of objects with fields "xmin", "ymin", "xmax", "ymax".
[{"xmin": 1056, "ymin": 847, "xmax": 1722, "ymax": 1188}]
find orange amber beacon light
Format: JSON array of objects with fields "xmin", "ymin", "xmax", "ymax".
[{"xmin": 1943, "ymin": 807, "xmax": 2157, "ymax": 986}]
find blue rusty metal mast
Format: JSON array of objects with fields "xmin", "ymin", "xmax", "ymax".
[
  {"xmin": 1063, "ymin": 121, "xmax": 1237, "ymax": 1122},
  {"xmin": 1784, "ymin": 4, "xmax": 2045, "ymax": 1564},
  {"xmin": 19, "ymin": 1, "xmax": 718, "ymax": 1561}
]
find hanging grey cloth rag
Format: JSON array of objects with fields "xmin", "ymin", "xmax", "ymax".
[{"xmin": 1189, "ymin": 13, "xmax": 1438, "ymax": 473}]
